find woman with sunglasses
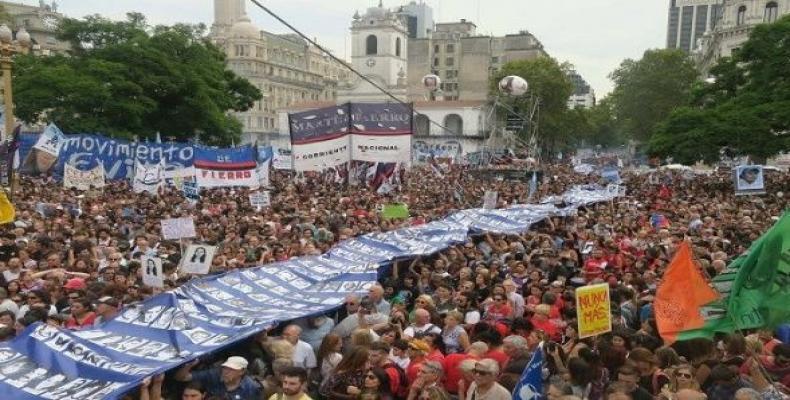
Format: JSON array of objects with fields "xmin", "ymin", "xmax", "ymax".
[
  {"xmin": 360, "ymin": 368, "xmax": 394, "ymax": 400},
  {"xmin": 459, "ymin": 359, "xmax": 510, "ymax": 400}
]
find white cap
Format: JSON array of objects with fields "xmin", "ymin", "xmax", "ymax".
[{"xmin": 221, "ymin": 356, "xmax": 248, "ymax": 370}]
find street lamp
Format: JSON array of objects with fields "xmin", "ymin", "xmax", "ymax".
[{"xmin": 0, "ymin": 24, "xmax": 30, "ymax": 141}]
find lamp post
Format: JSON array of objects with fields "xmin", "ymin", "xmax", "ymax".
[{"xmin": 0, "ymin": 24, "xmax": 31, "ymax": 142}]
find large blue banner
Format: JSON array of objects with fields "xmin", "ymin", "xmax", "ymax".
[
  {"xmin": 0, "ymin": 185, "xmax": 620, "ymax": 400},
  {"xmin": 55, "ymin": 135, "xmax": 194, "ymax": 181}
]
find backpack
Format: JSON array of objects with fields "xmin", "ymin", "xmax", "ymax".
[{"xmin": 383, "ymin": 362, "xmax": 409, "ymax": 400}]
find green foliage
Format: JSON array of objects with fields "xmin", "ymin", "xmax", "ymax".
[
  {"xmin": 581, "ymin": 98, "xmax": 627, "ymax": 148},
  {"xmin": 650, "ymin": 15, "xmax": 790, "ymax": 163},
  {"xmin": 490, "ymin": 58, "xmax": 578, "ymax": 155},
  {"xmin": 13, "ymin": 13, "xmax": 261, "ymax": 145},
  {"xmin": 609, "ymin": 49, "xmax": 698, "ymax": 141}
]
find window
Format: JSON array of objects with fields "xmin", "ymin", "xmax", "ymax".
[
  {"xmin": 491, "ymin": 56, "xmax": 499, "ymax": 64},
  {"xmin": 366, "ymin": 35, "xmax": 378, "ymax": 55},
  {"xmin": 446, "ymin": 44, "xmax": 455, "ymax": 53},
  {"xmin": 765, "ymin": 1, "xmax": 779, "ymax": 22},
  {"xmin": 433, "ymin": 58, "xmax": 440, "ymax": 67},
  {"xmin": 446, "ymin": 57, "xmax": 455, "ymax": 67},
  {"xmin": 395, "ymin": 37, "xmax": 402, "ymax": 57},
  {"xmin": 444, "ymin": 114, "xmax": 463, "ymax": 136},
  {"xmin": 415, "ymin": 114, "xmax": 430, "ymax": 136},
  {"xmin": 736, "ymin": 5, "xmax": 747, "ymax": 26},
  {"xmin": 434, "ymin": 44, "xmax": 440, "ymax": 53}
]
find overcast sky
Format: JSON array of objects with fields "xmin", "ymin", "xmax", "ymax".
[{"xmin": 36, "ymin": 0, "xmax": 668, "ymax": 97}]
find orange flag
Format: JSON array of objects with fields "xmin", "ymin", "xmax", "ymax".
[{"xmin": 654, "ymin": 242, "xmax": 719, "ymax": 344}]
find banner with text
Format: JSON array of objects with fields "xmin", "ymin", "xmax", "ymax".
[
  {"xmin": 289, "ymin": 104, "xmax": 351, "ymax": 172},
  {"xmin": 349, "ymin": 103, "xmax": 412, "ymax": 163},
  {"xmin": 575, "ymin": 283, "xmax": 612, "ymax": 338},
  {"xmin": 194, "ymin": 145, "xmax": 259, "ymax": 188},
  {"xmin": 63, "ymin": 164, "xmax": 105, "ymax": 191}
]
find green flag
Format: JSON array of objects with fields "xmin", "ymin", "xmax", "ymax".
[
  {"xmin": 727, "ymin": 212, "xmax": 790, "ymax": 330},
  {"xmin": 381, "ymin": 203, "xmax": 409, "ymax": 219}
]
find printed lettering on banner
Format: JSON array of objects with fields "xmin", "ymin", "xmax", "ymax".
[
  {"xmin": 160, "ymin": 217, "xmax": 196, "ymax": 240},
  {"xmin": 249, "ymin": 191, "xmax": 271, "ymax": 210},
  {"xmin": 575, "ymin": 283, "xmax": 612, "ymax": 338},
  {"xmin": 180, "ymin": 244, "xmax": 217, "ymax": 275},
  {"xmin": 63, "ymin": 163, "xmax": 105, "ymax": 191},
  {"xmin": 183, "ymin": 181, "xmax": 200, "ymax": 202},
  {"xmin": 142, "ymin": 256, "xmax": 164, "ymax": 288},
  {"xmin": 483, "ymin": 191, "xmax": 498, "ymax": 209}
]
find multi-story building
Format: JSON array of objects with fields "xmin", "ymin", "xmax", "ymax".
[
  {"xmin": 400, "ymin": 1, "xmax": 434, "ymax": 39},
  {"xmin": 566, "ymin": 70, "xmax": 596, "ymax": 109},
  {"xmin": 210, "ymin": 0, "xmax": 349, "ymax": 144},
  {"xmin": 1, "ymin": 0, "xmax": 69, "ymax": 55},
  {"xmin": 666, "ymin": 0, "xmax": 725, "ymax": 53},
  {"xmin": 694, "ymin": 0, "xmax": 789, "ymax": 76},
  {"xmin": 407, "ymin": 20, "xmax": 548, "ymax": 102}
]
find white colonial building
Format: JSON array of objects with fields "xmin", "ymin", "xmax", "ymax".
[
  {"xmin": 694, "ymin": 0, "xmax": 789, "ymax": 75},
  {"xmin": 336, "ymin": 2, "xmax": 409, "ymax": 103}
]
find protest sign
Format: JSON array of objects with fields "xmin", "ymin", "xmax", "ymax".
[
  {"xmin": 183, "ymin": 181, "xmax": 199, "ymax": 202},
  {"xmin": 483, "ymin": 191, "xmax": 498, "ymax": 209},
  {"xmin": 63, "ymin": 164, "xmax": 105, "ymax": 191},
  {"xmin": 160, "ymin": 217, "xmax": 196, "ymax": 240},
  {"xmin": 141, "ymin": 256, "xmax": 164, "ymax": 288},
  {"xmin": 33, "ymin": 123, "xmax": 65, "ymax": 157},
  {"xmin": 180, "ymin": 245, "xmax": 217, "ymax": 275},
  {"xmin": 133, "ymin": 160, "xmax": 165, "ymax": 194},
  {"xmin": 575, "ymin": 283, "xmax": 612, "ymax": 338},
  {"xmin": 381, "ymin": 203, "xmax": 409, "ymax": 219},
  {"xmin": 733, "ymin": 165, "xmax": 765, "ymax": 196},
  {"xmin": 249, "ymin": 191, "xmax": 271, "ymax": 210}
]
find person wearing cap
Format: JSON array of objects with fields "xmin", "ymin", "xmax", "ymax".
[
  {"xmin": 93, "ymin": 296, "xmax": 120, "ymax": 327},
  {"xmin": 406, "ymin": 339, "xmax": 430, "ymax": 386},
  {"xmin": 175, "ymin": 355, "xmax": 261, "ymax": 400},
  {"xmin": 459, "ymin": 359, "xmax": 510, "ymax": 400}
]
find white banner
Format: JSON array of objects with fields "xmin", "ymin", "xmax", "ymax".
[
  {"xmin": 292, "ymin": 136, "xmax": 349, "ymax": 172},
  {"xmin": 63, "ymin": 164, "xmax": 105, "ymax": 191},
  {"xmin": 160, "ymin": 217, "xmax": 196, "ymax": 240},
  {"xmin": 195, "ymin": 168, "xmax": 260, "ymax": 188},
  {"xmin": 141, "ymin": 256, "xmax": 164, "ymax": 288},
  {"xmin": 351, "ymin": 134, "xmax": 411, "ymax": 163},
  {"xmin": 249, "ymin": 191, "xmax": 271, "ymax": 210},
  {"xmin": 133, "ymin": 160, "xmax": 164, "ymax": 194},
  {"xmin": 272, "ymin": 147, "xmax": 293, "ymax": 170},
  {"xmin": 33, "ymin": 124, "xmax": 66, "ymax": 157},
  {"xmin": 180, "ymin": 244, "xmax": 217, "ymax": 275}
]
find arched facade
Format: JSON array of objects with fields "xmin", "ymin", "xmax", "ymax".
[{"xmin": 444, "ymin": 114, "xmax": 463, "ymax": 136}]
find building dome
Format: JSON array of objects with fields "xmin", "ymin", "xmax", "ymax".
[{"xmin": 230, "ymin": 14, "xmax": 259, "ymax": 39}]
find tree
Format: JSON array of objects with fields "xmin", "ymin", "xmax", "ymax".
[
  {"xmin": 608, "ymin": 49, "xmax": 698, "ymax": 142},
  {"xmin": 581, "ymin": 97, "xmax": 627, "ymax": 148},
  {"xmin": 490, "ymin": 58, "xmax": 577, "ymax": 156},
  {"xmin": 13, "ymin": 13, "xmax": 261, "ymax": 145},
  {"xmin": 650, "ymin": 15, "xmax": 790, "ymax": 163}
]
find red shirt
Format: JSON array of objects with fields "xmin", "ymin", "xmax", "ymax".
[
  {"xmin": 584, "ymin": 258, "xmax": 607, "ymax": 282},
  {"xmin": 484, "ymin": 303, "xmax": 512, "ymax": 322},
  {"xmin": 484, "ymin": 349, "xmax": 509, "ymax": 371},
  {"xmin": 426, "ymin": 349, "xmax": 445, "ymax": 364},
  {"xmin": 381, "ymin": 362, "xmax": 402, "ymax": 395},
  {"xmin": 531, "ymin": 317, "xmax": 560, "ymax": 341},
  {"xmin": 66, "ymin": 312, "xmax": 96, "ymax": 330},
  {"xmin": 406, "ymin": 357, "xmax": 425, "ymax": 387},
  {"xmin": 443, "ymin": 353, "xmax": 472, "ymax": 394}
]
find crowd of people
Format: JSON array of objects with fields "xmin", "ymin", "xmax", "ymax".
[{"xmin": 0, "ymin": 159, "xmax": 788, "ymax": 400}]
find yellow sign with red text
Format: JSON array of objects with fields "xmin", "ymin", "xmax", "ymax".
[{"xmin": 575, "ymin": 283, "xmax": 612, "ymax": 338}]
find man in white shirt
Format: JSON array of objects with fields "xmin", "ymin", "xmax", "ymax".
[
  {"xmin": 464, "ymin": 359, "xmax": 511, "ymax": 400},
  {"xmin": 403, "ymin": 308, "xmax": 441, "ymax": 339},
  {"xmin": 333, "ymin": 297, "xmax": 390, "ymax": 348},
  {"xmin": 282, "ymin": 324, "xmax": 317, "ymax": 371},
  {"xmin": 368, "ymin": 283, "xmax": 391, "ymax": 316},
  {"xmin": 2, "ymin": 257, "xmax": 22, "ymax": 283},
  {"xmin": 503, "ymin": 279, "xmax": 525, "ymax": 319}
]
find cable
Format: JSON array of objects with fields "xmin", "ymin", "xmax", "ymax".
[{"xmin": 247, "ymin": 0, "xmax": 458, "ymax": 135}]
